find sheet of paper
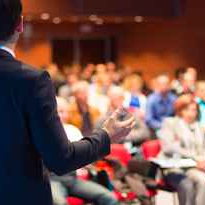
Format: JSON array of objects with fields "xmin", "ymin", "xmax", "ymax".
[{"xmin": 149, "ymin": 158, "xmax": 197, "ymax": 169}]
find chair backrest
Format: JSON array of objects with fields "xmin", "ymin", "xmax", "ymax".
[
  {"xmin": 107, "ymin": 144, "xmax": 132, "ymax": 166},
  {"xmin": 67, "ymin": 197, "xmax": 84, "ymax": 205},
  {"xmin": 141, "ymin": 140, "xmax": 161, "ymax": 160}
]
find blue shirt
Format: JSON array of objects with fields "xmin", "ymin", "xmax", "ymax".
[
  {"xmin": 130, "ymin": 95, "xmax": 140, "ymax": 108},
  {"xmin": 146, "ymin": 92, "xmax": 177, "ymax": 130},
  {"xmin": 196, "ymin": 97, "xmax": 205, "ymax": 125}
]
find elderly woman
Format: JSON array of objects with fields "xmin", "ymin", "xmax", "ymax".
[{"xmin": 158, "ymin": 94, "xmax": 205, "ymax": 205}]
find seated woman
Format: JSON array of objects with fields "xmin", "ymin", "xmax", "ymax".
[
  {"xmin": 158, "ymin": 94, "xmax": 205, "ymax": 205},
  {"xmin": 50, "ymin": 97, "xmax": 118, "ymax": 205},
  {"xmin": 123, "ymin": 74, "xmax": 147, "ymax": 119}
]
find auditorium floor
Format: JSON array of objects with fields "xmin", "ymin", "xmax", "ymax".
[{"xmin": 156, "ymin": 191, "xmax": 179, "ymax": 205}]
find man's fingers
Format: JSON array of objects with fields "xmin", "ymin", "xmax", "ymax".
[
  {"xmin": 118, "ymin": 116, "xmax": 135, "ymax": 128},
  {"xmin": 126, "ymin": 121, "xmax": 136, "ymax": 130},
  {"xmin": 111, "ymin": 107, "xmax": 124, "ymax": 119}
]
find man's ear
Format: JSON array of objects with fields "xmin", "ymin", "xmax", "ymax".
[{"xmin": 16, "ymin": 16, "xmax": 23, "ymax": 33}]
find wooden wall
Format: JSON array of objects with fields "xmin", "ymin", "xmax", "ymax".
[{"xmin": 16, "ymin": 0, "xmax": 205, "ymax": 81}]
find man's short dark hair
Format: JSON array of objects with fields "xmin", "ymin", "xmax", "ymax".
[{"xmin": 0, "ymin": 0, "xmax": 22, "ymax": 41}]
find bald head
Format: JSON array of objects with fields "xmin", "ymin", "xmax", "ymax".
[
  {"xmin": 108, "ymin": 86, "xmax": 125, "ymax": 110},
  {"xmin": 155, "ymin": 75, "xmax": 171, "ymax": 94},
  {"xmin": 186, "ymin": 67, "xmax": 197, "ymax": 79}
]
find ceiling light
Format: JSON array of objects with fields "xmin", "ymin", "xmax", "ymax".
[
  {"xmin": 89, "ymin": 14, "xmax": 98, "ymax": 21},
  {"xmin": 134, "ymin": 16, "xmax": 143, "ymax": 23},
  {"xmin": 53, "ymin": 17, "xmax": 62, "ymax": 24},
  {"xmin": 41, "ymin": 13, "xmax": 50, "ymax": 20},
  {"xmin": 95, "ymin": 18, "xmax": 104, "ymax": 25}
]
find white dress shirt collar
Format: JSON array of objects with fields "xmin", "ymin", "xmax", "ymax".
[{"xmin": 0, "ymin": 45, "xmax": 15, "ymax": 58}]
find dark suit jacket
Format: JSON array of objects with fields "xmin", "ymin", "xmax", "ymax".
[{"xmin": 0, "ymin": 49, "xmax": 110, "ymax": 205}]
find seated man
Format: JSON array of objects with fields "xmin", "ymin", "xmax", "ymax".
[
  {"xmin": 51, "ymin": 97, "xmax": 118, "ymax": 205},
  {"xmin": 146, "ymin": 74, "xmax": 177, "ymax": 132}
]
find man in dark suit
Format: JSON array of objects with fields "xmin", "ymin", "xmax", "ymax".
[{"xmin": 0, "ymin": 1, "xmax": 135, "ymax": 204}]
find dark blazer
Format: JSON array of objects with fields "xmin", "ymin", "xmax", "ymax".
[{"xmin": 0, "ymin": 49, "xmax": 110, "ymax": 205}]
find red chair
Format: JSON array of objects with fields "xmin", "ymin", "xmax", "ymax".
[
  {"xmin": 67, "ymin": 197, "xmax": 84, "ymax": 205},
  {"xmin": 107, "ymin": 144, "xmax": 132, "ymax": 166},
  {"xmin": 67, "ymin": 145, "xmax": 131, "ymax": 205},
  {"xmin": 67, "ymin": 144, "xmax": 133, "ymax": 205},
  {"xmin": 104, "ymin": 144, "xmax": 141, "ymax": 203},
  {"xmin": 141, "ymin": 139, "xmax": 161, "ymax": 160}
]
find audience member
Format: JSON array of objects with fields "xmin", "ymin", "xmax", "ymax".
[
  {"xmin": 33, "ymin": 60, "xmax": 204, "ymax": 204},
  {"xmin": 195, "ymin": 81, "xmax": 205, "ymax": 129},
  {"xmin": 90, "ymin": 72, "xmax": 114, "ymax": 95},
  {"xmin": 47, "ymin": 63, "xmax": 66, "ymax": 92},
  {"xmin": 171, "ymin": 67, "xmax": 186, "ymax": 95},
  {"xmin": 89, "ymin": 71, "xmax": 112, "ymax": 114},
  {"xmin": 96, "ymin": 86, "xmax": 150, "ymax": 145},
  {"xmin": 158, "ymin": 94, "xmax": 205, "ymax": 205},
  {"xmin": 81, "ymin": 63, "xmax": 95, "ymax": 82},
  {"xmin": 146, "ymin": 74, "xmax": 177, "ymax": 131},
  {"xmin": 58, "ymin": 71, "xmax": 80, "ymax": 99},
  {"xmin": 180, "ymin": 71, "xmax": 196, "ymax": 95},
  {"xmin": 106, "ymin": 62, "xmax": 121, "ymax": 84},
  {"xmin": 51, "ymin": 97, "xmax": 118, "ymax": 205},
  {"xmin": 123, "ymin": 74, "xmax": 147, "ymax": 119},
  {"xmin": 67, "ymin": 81, "xmax": 100, "ymax": 136},
  {"xmin": 186, "ymin": 67, "xmax": 197, "ymax": 82}
]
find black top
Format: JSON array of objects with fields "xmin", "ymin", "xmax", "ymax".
[{"xmin": 0, "ymin": 49, "xmax": 110, "ymax": 205}]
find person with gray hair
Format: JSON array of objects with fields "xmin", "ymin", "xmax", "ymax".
[{"xmin": 96, "ymin": 86, "xmax": 150, "ymax": 145}]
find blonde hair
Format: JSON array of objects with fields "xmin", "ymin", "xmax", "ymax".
[{"xmin": 123, "ymin": 74, "xmax": 143, "ymax": 91}]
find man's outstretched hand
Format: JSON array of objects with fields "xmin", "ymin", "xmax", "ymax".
[{"xmin": 102, "ymin": 108, "xmax": 136, "ymax": 144}]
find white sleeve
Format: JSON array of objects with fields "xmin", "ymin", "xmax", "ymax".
[{"xmin": 63, "ymin": 124, "xmax": 84, "ymax": 142}]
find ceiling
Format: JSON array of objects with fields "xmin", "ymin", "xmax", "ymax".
[{"xmin": 22, "ymin": 0, "xmax": 188, "ymax": 24}]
